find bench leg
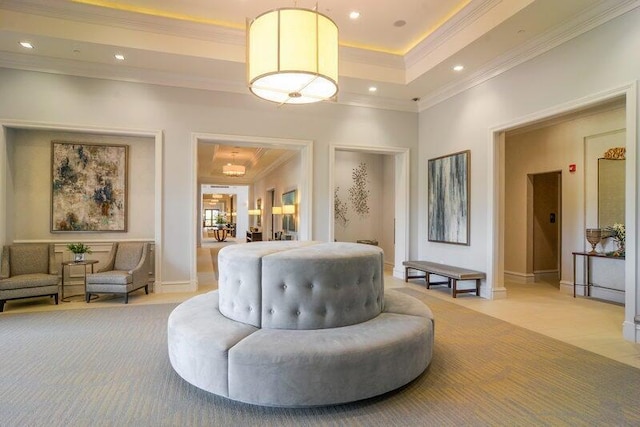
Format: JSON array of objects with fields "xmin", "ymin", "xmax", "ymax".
[
  {"xmin": 452, "ymin": 279, "xmax": 458, "ymax": 298},
  {"xmin": 476, "ymin": 279, "xmax": 480, "ymax": 296},
  {"xmin": 405, "ymin": 267, "xmax": 409, "ymax": 283},
  {"xmin": 426, "ymin": 272, "xmax": 431, "ymax": 289}
]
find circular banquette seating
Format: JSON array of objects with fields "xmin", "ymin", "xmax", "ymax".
[{"xmin": 168, "ymin": 241, "xmax": 434, "ymax": 407}]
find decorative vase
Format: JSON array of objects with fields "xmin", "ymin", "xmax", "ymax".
[
  {"xmin": 74, "ymin": 253, "xmax": 85, "ymax": 262},
  {"xmin": 585, "ymin": 228, "xmax": 602, "ymax": 254},
  {"xmin": 213, "ymin": 228, "xmax": 228, "ymax": 242},
  {"xmin": 615, "ymin": 240, "xmax": 625, "ymax": 256}
]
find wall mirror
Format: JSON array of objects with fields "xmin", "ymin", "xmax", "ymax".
[{"xmin": 598, "ymin": 158, "xmax": 625, "ymax": 227}]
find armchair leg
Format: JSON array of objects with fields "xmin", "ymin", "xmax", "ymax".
[
  {"xmin": 86, "ymin": 293, "xmax": 91, "ymax": 303},
  {"xmin": 53, "ymin": 294, "xmax": 59, "ymax": 305},
  {"xmin": 0, "ymin": 300, "xmax": 4, "ymax": 312},
  {"xmin": 124, "ymin": 293, "xmax": 129, "ymax": 304},
  {"xmin": 145, "ymin": 285, "xmax": 149, "ymax": 295}
]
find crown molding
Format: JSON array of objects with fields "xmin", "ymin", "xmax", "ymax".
[
  {"xmin": 0, "ymin": 51, "xmax": 417, "ymax": 112},
  {"xmin": 404, "ymin": 0, "xmax": 501, "ymax": 69},
  {"xmin": 0, "ymin": 0, "xmax": 244, "ymax": 45},
  {"xmin": 417, "ymin": 0, "xmax": 640, "ymax": 112}
]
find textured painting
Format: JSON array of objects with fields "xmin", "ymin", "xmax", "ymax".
[
  {"xmin": 428, "ymin": 150, "xmax": 470, "ymax": 245},
  {"xmin": 282, "ymin": 189, "xmax": 297, "ymax": 232},
  {"xmin": 51, "ymin": 141, "xmax": 128, "ymax": 232}
]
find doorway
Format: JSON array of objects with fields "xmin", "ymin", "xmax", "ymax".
[
  {"xmin": 530, "ymin": 171, "xmax": 561, "ymax": 285},
  {"xmin": 329, "ymin": 145, "xmax": 410, "ymax": 278}
]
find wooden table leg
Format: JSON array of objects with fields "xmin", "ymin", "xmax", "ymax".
[{"xmin": 452, "ymin": 279, "xmax": 457, "ymax": 298}]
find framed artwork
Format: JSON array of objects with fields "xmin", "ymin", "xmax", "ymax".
[
  {"xmin": 51, "ymin": 141, "xmax": 128, "ymax": 232},
  {"xmin": 282, "ymin": 189, "xmax": 297, "ymax": 232},
  {"xmin": 257, "ymin": 198, "xmax": 262, "ymax": 227},
  {"xmin": 428, "ymin": 150, "xmax": 470, "ymax": 245}
]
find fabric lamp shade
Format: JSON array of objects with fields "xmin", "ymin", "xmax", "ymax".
[
  {"xmin": 272, "ymin": 206, "xmax": 283, "ymax": 215},
  {"xmin": 282, "ymin": 205, "xmax": 295, "ymax": 215},
  {"xmin": 248, "ymin": 209, "xmax": 261, "ymax": 216},
  {"xmin": 247, "ymin": 8, "xmax": 338, "ymax": 104},
  {"xmin": 223, "ymin": 164, "xmax": 245, "ymax": 177}
]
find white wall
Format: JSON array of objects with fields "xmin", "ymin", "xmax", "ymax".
[
  {"xmin": 8, "ymin": 129, "xmax": 155, "ymax": 241},
  {"xmin": 333, "ymin": 150, "xmax": 395, "ymax": 264},
  {"xmin": 418, "ymin": 7, "xmax": 639, "ymax": 340},
  {"xmin": 0, "ymin": 69, "xmax": 419, "ymax": 287}
]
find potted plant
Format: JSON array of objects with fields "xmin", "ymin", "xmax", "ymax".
[{"xmin": 67, "ymin": 242, "xmax": 92, "ymax": 262}]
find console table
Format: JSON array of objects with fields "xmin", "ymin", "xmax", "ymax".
[
  {"xmin": 246, "ymin": 231, "xmax": 262, "ymax": 242},
  {"xmin": 572, "ymin": 251, "xmax": 625, "ymax": 298}
]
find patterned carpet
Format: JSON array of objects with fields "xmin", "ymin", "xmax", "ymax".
[{"xmin": 1, "ymin": 288, "xmax": 638, "ymax": 426}]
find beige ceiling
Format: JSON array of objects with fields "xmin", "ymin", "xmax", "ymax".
[
  {"xmin": 1, "ymin": 0, "xmax": 628, "ymax": 112},
  {"xmin": 3, "ymin": 0, "xmax": 630, "ymax": 180}
]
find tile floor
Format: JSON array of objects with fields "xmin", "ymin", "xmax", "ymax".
[{"xmin": 3, "ymin": 245, "xmax": 639, "ymax": 370}]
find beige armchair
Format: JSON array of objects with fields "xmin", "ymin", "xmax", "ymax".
[
  {"xmin": 0, "ymin": 244, "xmax": 59, "ymax": 312},
  {"xmin": 86, "ymin": 242, "xmax": 150, "ymax": 304}
]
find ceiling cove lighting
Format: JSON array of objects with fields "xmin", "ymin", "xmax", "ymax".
[{"xmin": 247, "ymin": 7, "xmax": 339, "ymax": 105}]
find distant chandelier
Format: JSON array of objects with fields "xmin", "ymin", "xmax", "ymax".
[
  {"xmin": 247, "ymin": 6, "xmax": 339, "ymax": 105},
  {"xmin": 222, "ymin": 163, "xmax": 245, "ymax": 177},
  {"xmin": 223, "ymin": 151, "xmax": 246, "ymax": 177}
]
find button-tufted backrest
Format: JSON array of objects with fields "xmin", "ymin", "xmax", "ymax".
[
  {"xmin": 217, "ymin": 241, "xmax": 317, "ymax": 327},
  {"xmin": 261, "ymin": 243, "xmax": 384, "ymax": 329},
  {"xmin": 217, "ymin": 241, "xmax": 384, "ymax": 330}
]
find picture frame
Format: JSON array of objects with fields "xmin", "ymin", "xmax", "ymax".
[
  {"xmin": 282, "ymin": 189, "xmax": 297, "ymax": 232},
  {"xmin": 51, "ymin": 141, "xmax": 128, "ymax": 232},
  {"xmin": 428, "ymin": 150, "xmax": 470, "ymax": 245},
  {"xmin": 257, "ymin": 198, "xmax": 262, "ymax": 227}
]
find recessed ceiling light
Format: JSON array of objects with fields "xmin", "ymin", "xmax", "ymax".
[
  {"xmin": 115, "ymin": 54, "xmax": 125, "ymax": 61},
  {"xmin": 19, "ymin": 41, "xmax": 33, "ymax": 49},
  {"xmin": 453, "ymin": 65, "xmax": 464, "ymax": 72},
  {"xmin": 393, "ymin": 20, "xmax": 406, "ymax": 27},
  {"xmin": 368, "ymin": 86, "xmax": 377, "ymax": 92},
  {"xmin": 349, "ymin": 11, "xmax": 360, "ymax": 20}
]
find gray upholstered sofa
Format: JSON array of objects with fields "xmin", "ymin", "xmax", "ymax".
[
  {"xmin": 168, "ymin": 241, "xmax": 434, "ymax": 407},
  {"xmin": 0, "ymin": 244, "xmax": 59, "ymax": 312}
]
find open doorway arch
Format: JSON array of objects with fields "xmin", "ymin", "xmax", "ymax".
[
  {"xmin": 329, "ymin": 145, "xmax": 410, "ymax": 279},
  {"xmin": 489, "ymin": 83, "xmax": 637, "ymax": 342},
  {"xmin": 190, "ymin": 133, "xmax": 313, "ymax": 289}
]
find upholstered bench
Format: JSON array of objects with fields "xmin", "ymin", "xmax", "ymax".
[
  {"xmin": 168, "ymin": 241, "xmax": 434, "ymax": 407},
  {"xmin": 403, "ymin": 260, "xmax": 485, "ymax": 298}
]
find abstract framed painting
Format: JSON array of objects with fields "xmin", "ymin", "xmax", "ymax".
[
  {"xmin": 51, "ymin": 141, "xmax": 128, "ymax": 232},
  {"xmin": 427, "ymin": 150, "xmax": 470, "ymax": 245},
  {"xmin": 282, "ymin": 189, "xmax": 297, "ymax": 232}
]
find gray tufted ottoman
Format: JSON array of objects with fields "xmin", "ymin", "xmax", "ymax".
[{"xmin": 168, "ymin": 241, "xmax": 434, "ymax": 407}]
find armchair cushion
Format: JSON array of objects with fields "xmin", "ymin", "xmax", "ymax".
[
  {"xmin": 86, "ymin": 271, "xmax": 132, "ymax": 285},
  {"xmin": 114, "ymin": 244, "xmax": 144, "ymax": 271},
  {"xmin": 9, "ymin": 245, "xmax": 49, "ymax": 276},
  {"xmin": 0, "ymin": 273, "xmax": 59, "ymax": 290}
]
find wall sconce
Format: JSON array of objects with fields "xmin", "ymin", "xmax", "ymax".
[
  {"xmin": 248, "ymin": 209, "xmax": 261, "ymax": 216},
  {"xmin": 272, "ymin": 206, "xmax": 283, "ymax": 215},
  {"xmin": 282, "ymin": 205, "xmax": 295, "ymax": 215}
]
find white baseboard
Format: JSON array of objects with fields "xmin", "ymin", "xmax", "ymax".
[
  {"xmin": 504, "ymin": 271, "xmax": 535, "ymax": 284},
  {"xmin": 156, "ymin": 281, "xmax": 196, "ymax": 293}
]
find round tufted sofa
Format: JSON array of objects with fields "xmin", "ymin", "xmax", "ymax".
[{"xmin": 168, "ymin": 241, "xmax": 434, "ymax": 407}]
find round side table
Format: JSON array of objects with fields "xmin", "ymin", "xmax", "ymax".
[{"xmin": 61, "ymin": 259, "xmax": 99, "ymax": 301}]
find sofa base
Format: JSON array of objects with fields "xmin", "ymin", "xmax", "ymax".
[{"xmin": 168, "ymin": 289, "xmax": 434, "ymax": 407}]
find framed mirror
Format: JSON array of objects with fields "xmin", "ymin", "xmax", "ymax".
[{"xmin": 598, "ymin": 158, "xmax": 625, "ymax": 227}]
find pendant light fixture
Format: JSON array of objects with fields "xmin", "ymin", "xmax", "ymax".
[
  {"xmin": 222, "ymin": 152, "xmax": 246, "ymax": 177},
  {"xmin": 247, "ymin": 5, "xmax": 339, "ymax": 105}
]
